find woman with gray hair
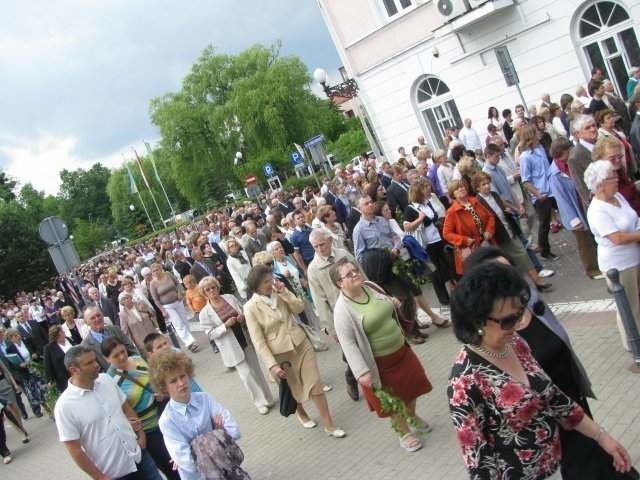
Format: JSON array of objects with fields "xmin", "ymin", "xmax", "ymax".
[
  {"xmin": 586, "ymin": 160, "xmax": 640, "ymax": 350},
  {"xmin": 225, "ymin": 237, "xmax": 252, "ymax": 299},
  {"xmin": 118, "ymin": 291, "xmax": 158, "ymax": 356}
]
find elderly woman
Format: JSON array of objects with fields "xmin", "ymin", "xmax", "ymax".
[
  {"xmin": 472, "ymin": 172, "xmax": 551, "ymax": 291},
  {"xmin": 4, "ymin": 329, "xmax": 45, "ymax": 418},
  {"xmin": 198, "ymin": 276, "xmax": 274, "ymax": 414},
  {"xmin": 102, "ymin": 337, "xmax": 177, "ymax": 480},
  {"xmin": 225, "ymin": 237, "xmax": 252, "ymax": 300},
  {"xmin": 331, "ymin": 258, "xmax": 432, "ymax": 452},
  {"xmin": 403, "ymin": 180, "xmax": 455, "ymax": 306},
  {"xmin": 597, "ymin": 109, "xmax": 637, "ymax": 178},
  {"xmin": 448, "ymin": 261, "xmax": 632, "ymax": 479},
  {"xmin": 119, "ymin": 291, "xmax": 158, "ymax": 357},
  {"xmin": 42, "ymin": 325, "xmax": 72, "ymax": 393},
  {"xmin": 243, "ymin": 264, "xmax": 345, "ymax": 438},
  {"xmin": 443, "ymin": 179, "xmax": 496, "ymax": 276},
  {"xmin": 149, "ymin": 263, "xmax": 199, "ymax": 353},
  {"xmin": 586, "ymin": 160, "xmax": 640, "ymax": 350},
  {"xmin": 593, "ymin": 136, "xmax": 640, "ymax": 214},
  {"xmin": 59, "ymin": 305, "xmax": 86, "ymax": 345}
]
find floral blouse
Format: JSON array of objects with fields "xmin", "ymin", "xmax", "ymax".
[{"xmin": 448, "ymin": 335, "xmax": 585, "ymax": 480}]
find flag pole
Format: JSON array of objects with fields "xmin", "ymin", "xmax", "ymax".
[
  {"xmin": 144, "ymin": 141, "xmax": 176, "ymax": 219},
  {"xmin": 132, "ymin": 147, "xmax": 165, "ymax": 227},
  {"xmin": 123, "ymin": 155, "xmax": 156, "ymax": 232}
]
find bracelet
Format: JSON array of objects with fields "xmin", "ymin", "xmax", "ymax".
[{"xmin": 594, "ymin": 427, "xmax": 605, "ymax": 443}]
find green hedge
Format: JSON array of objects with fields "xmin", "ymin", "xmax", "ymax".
[
  {"xmin": 283, "ymin": 175, "xmax": 321, "ymax": 191},
  {"xmin": 126, "ymin": 220, "xmax": 190, "ymax": 245}
]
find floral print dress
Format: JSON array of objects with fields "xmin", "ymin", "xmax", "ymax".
[{"xmin": 448, "ymin": 335, "xmax": 585, "ymax": 480}]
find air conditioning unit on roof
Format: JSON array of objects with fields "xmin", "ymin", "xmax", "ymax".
[{"xmin": 435, "ymin": 0, "xmax": 471, "ymax": 24}]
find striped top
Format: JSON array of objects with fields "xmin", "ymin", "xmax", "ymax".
[{"xmin": 107, "ymin": 356, "xmax": 159, "ymax": 432}]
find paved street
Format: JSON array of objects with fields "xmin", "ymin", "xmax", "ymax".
[{"xmin": 3, "ymin": 231, "xmax": 640, "ymax": 479}]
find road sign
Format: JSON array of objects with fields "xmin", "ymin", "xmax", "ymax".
[
  {"xmin": 494, "ymin": 45, "xmax": 519, "ymax": 87},
  {"xmin": 290, "ymin": 151, "xmax": 304, "ymax": 166},
  {"xmin": 245, "ymin": 173, "xmax": 257, "ymax": 185},
  {"xmin": 263, "ymin": 163, "xmax": 275, "ymax": 178}
]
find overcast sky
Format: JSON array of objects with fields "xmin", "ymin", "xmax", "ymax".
[{"xmin": 0, "ymin": 0, "xmax": 342, "ymax": 194}]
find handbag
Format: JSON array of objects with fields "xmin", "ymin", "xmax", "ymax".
[{"xmin": 278, "ymin": 361, "xmax": 297, "ymax": 417}]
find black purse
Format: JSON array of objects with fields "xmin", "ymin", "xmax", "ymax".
[{"xmin": 278, "ymin": 361, "xmax": 297, "ymax": 417}]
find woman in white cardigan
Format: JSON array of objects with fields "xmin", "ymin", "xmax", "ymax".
[
  {"xmin": 225, "ymin": 238, "xmax": 252, "ymax": 300},
  {"xmin": 198, "ymin": 275, "xmax": 274, "ymax": 414}
]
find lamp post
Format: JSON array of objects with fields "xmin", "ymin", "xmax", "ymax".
[
  {"xmin": 129, "ymin": 204, "xmax": 135, "ymax": 212},
  {"xmin": 313, "ymin": 67, "xmax": 383, "ymax": 161},
  {"xmin": 234, "ymin": 151, "xmax": 243, "ymax": 166}
]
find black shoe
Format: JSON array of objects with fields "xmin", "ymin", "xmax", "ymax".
[
  {"xmin": 536, "ymin": 283, "xmax": 553, "ymax": 292},
  {"xmin": 34, "ymin": 411, "xmax": 43, "ymax": 418},
  {"xmin": 346, "ymin": 382, "xmax": 359, "ymax": 401},
  {"xmin": 541, "ymin": 252, "xmax": 560, "ymax": 262}
]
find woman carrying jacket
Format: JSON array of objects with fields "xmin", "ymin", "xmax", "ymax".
[
  {"xmin": 198, "ymin": 276, "xmax": 274, "ymax": 415},
  {"xmin": 331, "ymin": 257, "xmax": 432, "ymax": 452}
]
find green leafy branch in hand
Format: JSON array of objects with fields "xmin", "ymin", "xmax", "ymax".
[
  {"xmin": 392, "ymin": 257, "xmax": 431, "ymax": 289},
  {"xmin": 373, "ymin": 386, "xmax": 418, "ymax": 434}
]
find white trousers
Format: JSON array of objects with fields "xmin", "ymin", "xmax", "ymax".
[
  {"xmin": 235, "ymin": 345, "xmax": 274, "ymax": 408},
  {"xmin": 163, "ymin": 301, "xmax": 196, "ymax": 347}
]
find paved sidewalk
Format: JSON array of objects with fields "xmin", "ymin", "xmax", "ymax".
[{"xmin": 3, "ymin": 306, "xmax": 640, "ymax": 479}]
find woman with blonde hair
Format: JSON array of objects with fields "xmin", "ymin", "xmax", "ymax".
[
  {"xmin": 118, "ymin": 291, "xmax": 158, "ymax": 356},
  {"xmin": 198, "ymin": 276, "xmax": 274, "ymax": 414},
  {"xmin": 59, "ymin": 305, "xmax": 87, "ymax": 345},
  {"xmin": 225, "ymin": 237, "xmax": 252, "ymax": 300},
  {"xmin": 593, "ymin": 136, "xmax": 640, "ymax": 214}
]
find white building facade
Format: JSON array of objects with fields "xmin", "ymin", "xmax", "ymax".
[{"xmin": 316, "ymin": 0, "xmax": 640, "ymax": 155}]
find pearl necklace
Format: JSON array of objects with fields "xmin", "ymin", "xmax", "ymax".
[{"xmin": 471, "ymin": 342, "xmax": 511, "ymax": 359}]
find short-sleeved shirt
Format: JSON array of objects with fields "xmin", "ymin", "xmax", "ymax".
[
  {"xmin": 290, "ymin": 226, "xmax": 315, "ymax": 264},
  {"xmin": 54, "ymin": 373, "xmax": 141, "ymax": 478},
  {"xmin": 587, "ymin": 192, "xmax": 640, "ymax": 272}
]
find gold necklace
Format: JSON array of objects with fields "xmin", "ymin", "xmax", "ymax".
[{"xmin": 472, "ymin": 342, "xmax": 511, "ymax": 359}]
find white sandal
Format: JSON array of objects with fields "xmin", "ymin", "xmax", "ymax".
[{"xmin": 399, "ymin": 432, "xmax": 423, "ymax": 452}]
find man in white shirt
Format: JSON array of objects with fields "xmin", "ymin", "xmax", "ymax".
[
  {"xmin": 458, "ymin": 118, "xmax": 482, "ymax": 152},
  {"xmin": 55, "ymin": 346, "xmax": 159, "ymax": 480}
]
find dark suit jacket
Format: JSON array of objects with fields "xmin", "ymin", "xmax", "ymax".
[
  {"xmin": 324, "ymin": 191, "xmax": 347, "ymax": 224},
  {"xmin": 81, "ymin": 325, "xmax": 137, "ymax": 372},
  {"xmin": 43, "ymin": 341, "xmax": 69, "ymax": 392},
  {"xmin": 379, "ymin": 173, "xmax": 392, "ymax": 190},
  {"xmin": 86, "ymin": 297, "xmax": 119, "ymax": 327},
  {"xmin": 17, "ymin": 320, "xmax": 48, "ymax": 357},
  {"xmin": 568, "ymin": 143, "xmax": 593, "ymax": 206},
  {"xmin": 386, "ymin": 181, "xmax": 409, "ymax": 215},
  {"xmin": 241, "ymin": 233, "xmax": 267, "ymax": 262},
  {"xmin": 174, "ymin": 258, "xmax": 194, "ymax": 280}
]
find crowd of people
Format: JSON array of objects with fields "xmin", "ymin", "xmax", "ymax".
[{"xmin": 0, "ymin": 65, "xmax": 639, "ymax": 478}]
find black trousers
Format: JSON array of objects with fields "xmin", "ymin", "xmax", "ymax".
[
  {"xmin": 145, "ymin": 428, "xmax": 180, "ymax": 480},
  {"xmin": 0, "ymin": 411, "xmax": 7, "ymax": 455},
  {"xmin": 426, "ymin": 240, "xmax": 455, "ymax": 305},
  {"xmin": 533, "ymin": 197, "xmax": 554, "ymax": 255}
]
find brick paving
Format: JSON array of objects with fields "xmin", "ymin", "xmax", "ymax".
[{"xmin": 3, "ymin": 230, "xmax": 640, "ymax": 479}]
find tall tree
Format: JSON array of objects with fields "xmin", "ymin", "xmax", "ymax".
[
  {"xmin": 58, "ymin": 163, "xmax": 113, "ymax": 225},
  {"xmin": 150, "ymin": 43, "xmax": 351, "ymax": 207},
  {"xmin": 0, "ymin": 172, "xmax": 17, "ymax": 203}
]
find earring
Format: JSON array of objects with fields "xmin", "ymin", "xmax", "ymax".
[{"xmin": 477, "ymin": 328, "xmax": 485, "ymax": 336}]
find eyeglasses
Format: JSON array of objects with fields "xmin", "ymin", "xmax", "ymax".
[
  {"xmin": 340, "ymin": 269, "xmax": 360, "ymax": 280},
  {"xmin": 488, "ymin": 307, "xmax": 526, "ymax": 331},
  {"xmin": 487, "ymin": 291, "xmax": 530, "ymax": 330},
  {"xmin": 204, "ymin": 286, "xmax": 219, "ymax": 292}
]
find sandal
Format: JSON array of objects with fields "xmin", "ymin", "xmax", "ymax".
[
  {"xmin": 187, "ymin": 343, "xmax": 200, "ymax": 353},
  {"xmin": 412, "ymin": 416, "xmax": 433, "ymax": 435},
  {"xmin": 399, "ymin": 432, "xmax": 422, "ymax": 452},
  {"xmin": 432, "ymin": 317, "xmax": 451, "ymax": 328}
]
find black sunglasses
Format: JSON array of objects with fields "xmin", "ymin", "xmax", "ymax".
[{"xmin": 487, "ymin": 291, "xmax": 531, "ymax": 331}]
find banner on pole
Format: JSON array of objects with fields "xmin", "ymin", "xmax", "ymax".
[
  {"xmin": 144, "ymin": 142, "xmax": 161, "ymax": 182},
  {"xmin": 133, "ymin": 149, "xmax": 152, "ymax": 190},
  {"xmin": 125, "ymin": 163, "xmax": 138, "ymax": 194}
]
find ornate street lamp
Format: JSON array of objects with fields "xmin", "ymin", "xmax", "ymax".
[{"xmin": 313, "ymin": 68, "xmax": 359, "ymax": 99}]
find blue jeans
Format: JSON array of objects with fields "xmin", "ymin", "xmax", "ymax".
[
  {"xmin": 517, "ymin": 232, "xmax": 543, "ymax": 271},
  {"xmin": 135, "ymin": 448, "xmax": 163, "ymax": 480}
]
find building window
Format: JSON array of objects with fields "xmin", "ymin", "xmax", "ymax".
[
  {"xmin": 575, "ymin": 1, "xmax": 640, "ymax": 98},
  {"xmin": 381, "ymin": 0, "xmax": 413, "ymax": 19},
  {"xmin": 414, "ymin": 75, "xmax": 462, "ymax": 149}
]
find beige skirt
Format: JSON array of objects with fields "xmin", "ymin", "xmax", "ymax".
[{"xmin": 274, "ymin": 338, "xmax": 322, "ymax": 402}]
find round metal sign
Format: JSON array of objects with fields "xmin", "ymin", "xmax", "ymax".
[{"xmin": 39, "ymin": 216, "xmax": 69, "ymax": 245}]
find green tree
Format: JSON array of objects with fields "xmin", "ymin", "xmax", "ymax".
[
  {"xmin": 150, "ymin": 43, "xmax": 349, "ymax": 206},
  {"xmin": 326, "ymin": 118, "xmax": 369, "ymax": 164},
  {"xmin": 0, "ymin": 199, "xmax": 55, "ymax": 296},
  {"xmin": 0, "ymin": 172, "xmax": 17, "ymax": 203},
  {"xmin": 71, "ymin": 218, "xmax": 113, "ymax": 260},
  {"xmin": 18, "ymin": 183, "xmax": 61, "ymax": 220},
  {"xmin": 58, "ymin": 163, "xmax": 113, "ymax": 225}
]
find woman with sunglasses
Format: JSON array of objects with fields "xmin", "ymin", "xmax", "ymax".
[
  {"xmin": 198, "ymin": 275, "xmax": 274, "ymax": 415},
  {"xmin": 448, "ymin": 262, "xmax": 632, "ymax": 480}
]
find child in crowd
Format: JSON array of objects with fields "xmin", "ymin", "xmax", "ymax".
[
  {"xmin": 183, "ymin": 274, "xmax": 220, "ymax": 354},
  {"xmin": 150, "ymin": 350, "xmax": 244, "ymax": 479},
  {"xmin": 143, "ymin": 332, "xmax": 202, "ymax": 394}
]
